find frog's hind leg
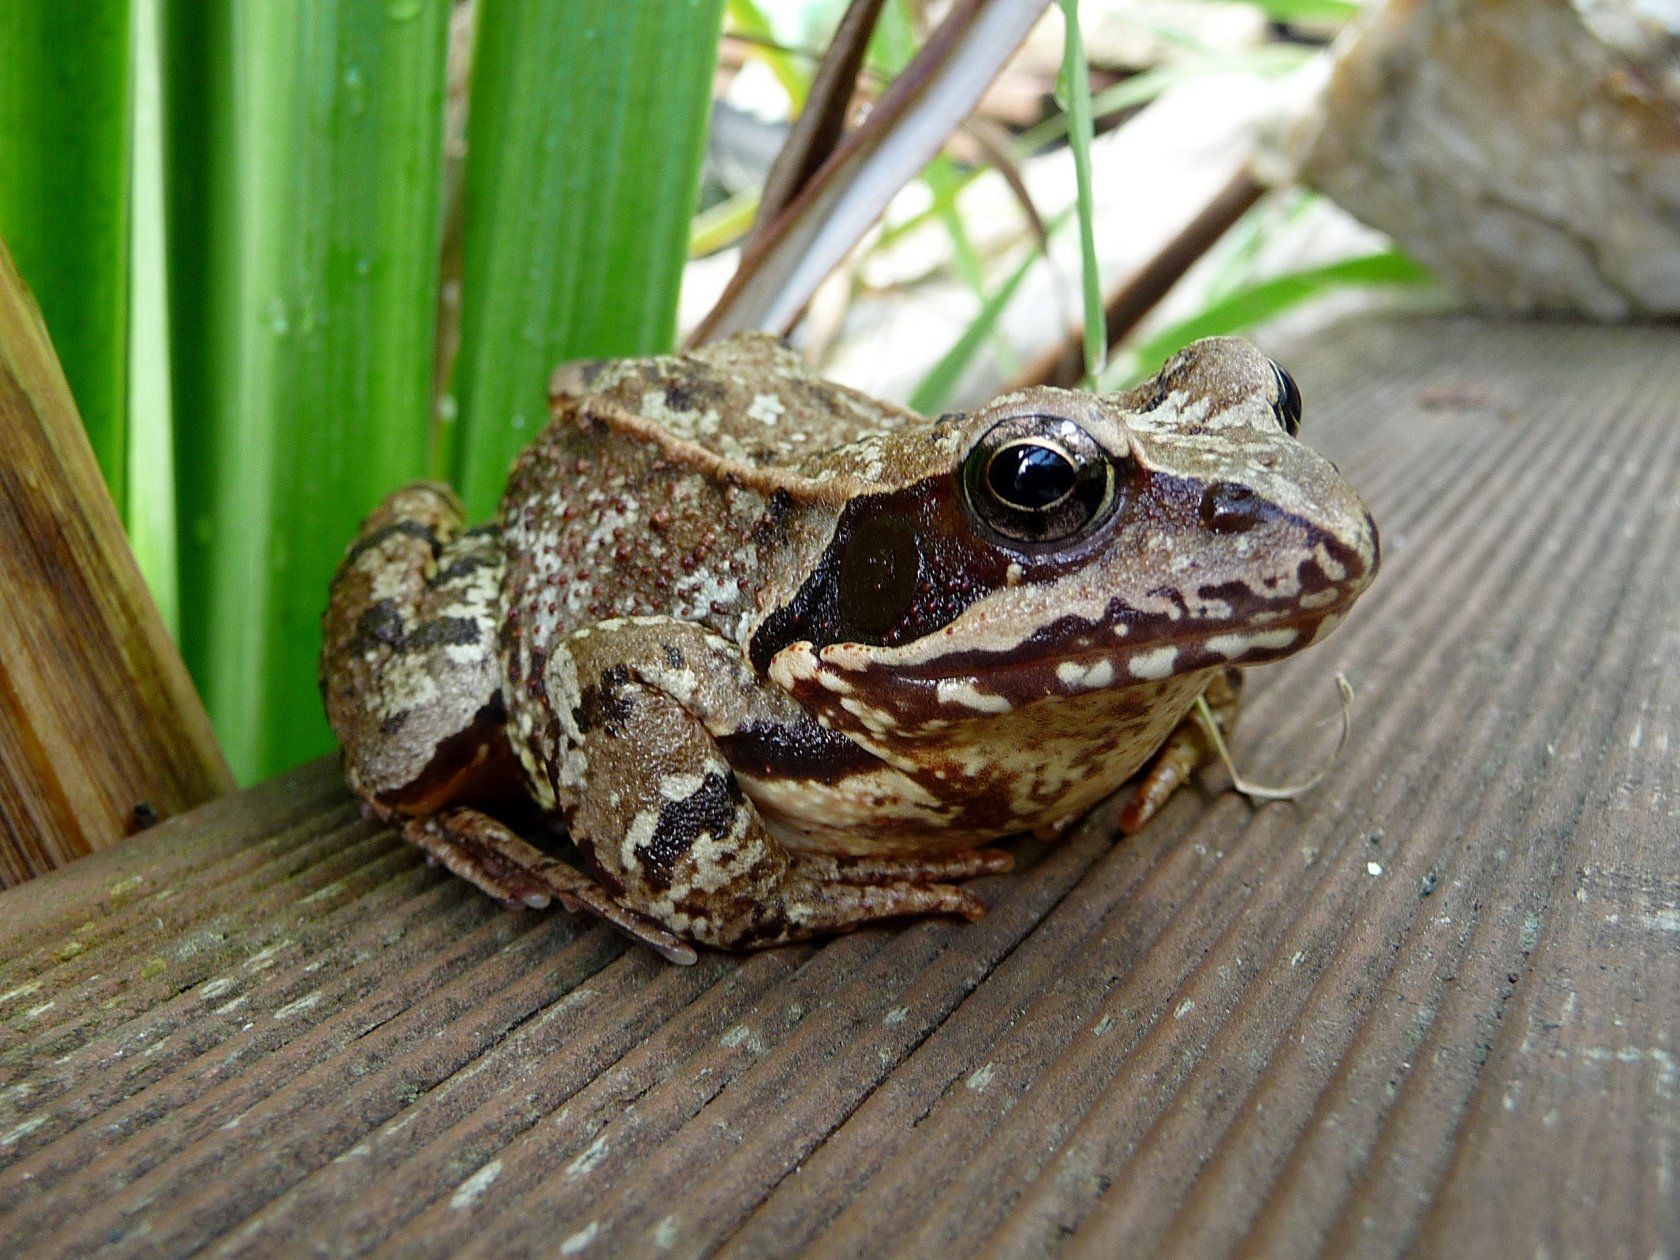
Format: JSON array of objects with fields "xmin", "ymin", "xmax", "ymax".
[
  {"xmin": 555, "ymin": 624, "xmax": 1011, "ymax": 954},
  {"xmin": 404, "ymin": 808, "xmax": 698, "ymax": 964},
  {"xmin": 1118, "ymin": 666, "xmax": 1243, "ymax": 834}
]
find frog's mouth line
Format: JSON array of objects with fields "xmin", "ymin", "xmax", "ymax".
[{"xmin": 866, "ymin": 596, "xmax": 1361, "ymax": 690}]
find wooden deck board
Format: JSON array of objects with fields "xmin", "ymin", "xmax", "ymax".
[{"xmin": 2, "ymin": 314, "xmax": 1676, "ymax": 1258}]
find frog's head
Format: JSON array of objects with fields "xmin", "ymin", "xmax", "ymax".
[{"xmin": 748, "ymin": 337, "xmax": 1378, "ymax": 746}]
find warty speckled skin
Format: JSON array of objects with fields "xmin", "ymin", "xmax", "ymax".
[{"xmin": 320, "ymin": 333, "xmax": 1378, "ymax": 963}]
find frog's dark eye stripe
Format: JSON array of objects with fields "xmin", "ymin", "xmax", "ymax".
[
  {"xmin": 1270, "ymin": 361, "xmax": 1303, "ymax": 436},
  {"xmin": 962, "ymin": 415, "xmax": 1119, "ymax": 546}
]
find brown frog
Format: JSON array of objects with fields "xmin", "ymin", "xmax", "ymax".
[{"xmin": 321, "ymin": 334, "xmax": 1378, "ymax": 963}]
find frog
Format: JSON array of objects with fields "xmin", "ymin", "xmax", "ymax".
[{"xmin": 320, "ymin": 333, "xmax": 1378, "ymax": 964}]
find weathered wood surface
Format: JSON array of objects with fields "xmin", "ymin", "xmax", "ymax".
[
  {"xmin": 2, "ymin": 315, "xmax": 1676, "ymax": 1258},
  {"xmin": 0, "ymin": 238, "xmax": 233, "ymax": 887}
]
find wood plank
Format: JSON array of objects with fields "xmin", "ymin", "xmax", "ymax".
[
  {"xmin": 0, "ymin": 237, "xmax": 233, "ymax": 885},
  {"xmin": 1, "ymin": 315, "xmax": 1675, "ymax": 1257}
]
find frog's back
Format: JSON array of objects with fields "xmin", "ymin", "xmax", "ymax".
[
  {"xmin": 546, "ymin": 332, "xmax": 918, "ymax": 470},
  {"xmin": 502, "ymin": 335, "xmax": 906, "ymax": 668}
]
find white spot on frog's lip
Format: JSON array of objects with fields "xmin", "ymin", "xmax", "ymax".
[
  {"xmin": 1300, "ymin": 588, "xmax": 1341, "ymax": 610},
  {"xmin": 935, "ymin": 679, "xmax": 1012, "ymax": 713},
  {"xmin": 1204, "ymin": 628, "xmax": 1299, "ymax": 660},
  {"xmin": 1055, "ymin": 659, "xmax": 1116, "ymax": 691},
  {"xmin": 1127, "ymin": 645, "xmax": 1178, "ymax": 680},
  {"xmin": 839, "ymin": 695, "xmax": 902, "ymax": 735}
]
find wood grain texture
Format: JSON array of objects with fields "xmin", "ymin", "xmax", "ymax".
[
  {"xmin": 1, "ymin": 315, "xmax": 1675, "ymax": 1257},
  {"xmin": 0, "ymin": 237, "xmax": 234, "ymax": 886}
]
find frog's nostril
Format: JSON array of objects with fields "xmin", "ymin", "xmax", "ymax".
[{"xmin": 1200, "ymin": 482, "xmax": 1275, "ymax": 534}]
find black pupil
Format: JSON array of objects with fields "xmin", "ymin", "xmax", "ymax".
[{"xmin": 988, "ymin": 442, "xmax": 1075, "ymax": 509}]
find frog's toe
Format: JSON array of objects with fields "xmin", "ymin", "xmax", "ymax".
[
  {"xmin": 761, "ymin": 876, "xmax": 993, "ymax": 943},
  {"xmin": 402, "ymin": 812, "xmax": 558, "ymax": 908},
  {"xmin": 806, "ymin": 847, "xmax": 1014, "ymax": 886}
]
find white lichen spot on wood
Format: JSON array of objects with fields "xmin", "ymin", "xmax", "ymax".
[
  {"xmin": 0, "ymin": 980, "xmax": 42, "ymax": 1007},
  {"xmin": 721, "ymin": 1023, "xmax": 763, "ymax": 1053},
  {"xmin": 243, "ymin": 942, "xmax": 289, "ymax": 972},
  {"xmin": 567, "ymin": 1133, "xmax": 611, "ymax": 1177},
  {"xmin": 654, "ymin": 1216, "xmax": 682, "ymax": 1250},
  {"xmin": 450, "ymin": 1158, "xmax": 503, "ymax": 1210},
  {"xmin": 0, "ymin": 1115, "xmax": 48, "ymax": 1147},
  {"xmin": 106, "ymin": 873, "xmax": 146, "ymax": 906},
  {"xmin": 561, "ymin": 1222, "xmax": 599, "ymax": 1254},
  {"xmin": 273, "ymin": 992, "xmax": 322, "ymax": 1020},
  {"xmin": 966, "ymin": 1063, "xmax": 996, "ymax": 1092}
]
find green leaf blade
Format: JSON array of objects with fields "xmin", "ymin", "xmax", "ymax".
[
  {"xmin": 164, "ymin": 0, "xmax": 452, "ymax": 780},
  {"xmin": 1054, "ymin": 0, "xmax": 1104, "ymax": 384},
  {"xmin": 452, "ymin": 0, "xmax": 727, "ymax": 517},
  {"xmin": 0, "ymin": 1, "xmax": 134, "ymax": 513},
  {"xmin": 1105, "ymin": 248, "xmax": 1438, "ymax": 389}
]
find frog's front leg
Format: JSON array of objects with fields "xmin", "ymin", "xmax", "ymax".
[
  {"xmin": 321, "ymin": 482, "xmax": 512, "ymax": 811},
  {"xmin": 1118, "ymin": 667, "xmax": 1244, "ymax": 834},
  {"xmin": 549, "ymin": 621, "xmax": 1011, "ymax": 952}
]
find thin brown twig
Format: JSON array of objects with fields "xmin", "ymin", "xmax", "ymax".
[{"xmin": 746, "ymin": 0, "xmax": 890, "ymax": 252}]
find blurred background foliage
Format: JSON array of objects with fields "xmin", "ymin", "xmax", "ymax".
[{"xmin": 0, "ymin": 0, "xmax": 1427, "ymax": 784}]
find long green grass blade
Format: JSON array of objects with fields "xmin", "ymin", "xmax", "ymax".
[
  {"xmin": 451, "ymin": 0, "xmax": 727, "ymax": 517},
  {"xmin": 1209, "ymin": 0, "xmax": 1361, "ymax": 23},
  {"xmin": 1054, "ymin": 0, "xmax": 1104, "ymax": 384},
  {"xmin": 1103, "ymin": 248, "xmax": 1438, "ymax": 389},
  {"xmin": 129, "ymin": 0, "xmax": 179, "ymax": 638},
  {"xmin": 163, "ymin": 0, "xmax": 451, "ymax": 780},
  {"xmin": 0, "ymin": 1, "xmax": 133, "ymax": 514}
]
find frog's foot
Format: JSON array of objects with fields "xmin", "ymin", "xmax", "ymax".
[
  {"xmin": 1119, "ymin": 667, "xmax": 1244, "ymax": 834},
  {"xmin": 402, "ymin": 808, "xmax": 698, "ymax": 964}
]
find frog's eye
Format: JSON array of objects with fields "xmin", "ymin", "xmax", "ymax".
[
  {"xmin": 963, "ymin": 416, "xmax": 1119, "ymax": 545},
  {"xmin": 1270, "ymin": 361, "xmax": 1303, "ymax": 436}
]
